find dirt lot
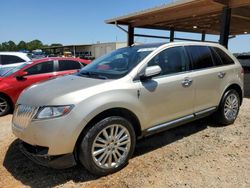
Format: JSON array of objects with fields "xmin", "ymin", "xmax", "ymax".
[{"xmin": 0, "ymin": 99, "xmax": 249, "ymax": 188}]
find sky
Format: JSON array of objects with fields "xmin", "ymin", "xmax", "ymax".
[{"xmin": 0, "ymin": 0, "xmax": 249, "ymax": 53}]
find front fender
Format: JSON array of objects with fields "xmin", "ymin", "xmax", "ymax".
[{"xmin": 70, "ymin": 89, "xmax": 145, "ymax": 149}]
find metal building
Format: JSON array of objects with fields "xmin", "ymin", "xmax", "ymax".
[{"xmin": 43, "ymin": 42, "xmax": 127, "ymax": 59}]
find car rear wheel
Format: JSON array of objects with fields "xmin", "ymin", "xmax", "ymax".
[
  {"xmin": 78, "ymin": 116, "xmax": 136, "ymax": 176},
  {"xmin": 214, "ymin": 89, "xmax": 240, "ymax": 125},
  {"xmin": 0, "ymin": 95, "xmax": 11, "ymax": 116}
]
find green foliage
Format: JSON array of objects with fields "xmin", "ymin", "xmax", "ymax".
[
  {"xmin": 26, "ymin": 40, "xmax": 43, "ymax": 51},
  {"xmin": 1, "ymin": 42, "xmax": 9, "ymax": 51},
  {"xmin": 0, "ymin": 40, "xmax": 62, "ymax": 52},
  {"xmin": 7, "ymin": 40, "xmax": 17, "ymax": 51},
  {"xmin": 17, "ymin": 41, "xmax": 27, "ymax": 50},
  {"xmin": 0, "ymin": 41, "xmax": 17, "ymax": 51}
]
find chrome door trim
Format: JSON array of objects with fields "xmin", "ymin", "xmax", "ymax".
[
  {"xmin": 194, "ymin": 106, "xmax": 217, "ymax": 116},
  {"xmin": 146, "ymin": 114, "xmax": 194, "ymax": 133},
  {"xmin": 144, "ymin": 106, "xmax": 217, "ymax": 136}
]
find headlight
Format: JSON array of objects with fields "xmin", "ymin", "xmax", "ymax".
[{"xmin": 35, "ymin": 105, "xmax": 73, "ymax": 120}]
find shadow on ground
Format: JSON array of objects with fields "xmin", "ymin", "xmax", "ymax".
[
  {"xmin": 3, "ymin": 118, "xmax": 216, "ymax": 187},
  {"xmin": 134, "ymin": 118, "xmax": 215, "ymax": 157},
  {"xmin": 3, "ymin": 140, "xmax": 97, "ymax": 187}
]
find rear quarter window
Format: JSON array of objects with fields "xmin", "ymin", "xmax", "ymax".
[
  {"xmin": 209, "ymin": 47, "xmax": 224, "ymax": 66},
  {"xmin": 213, "ymin": 47, "xmax": 235, "ymax": 65},
  {"xmin": 58, "ymin": 60, "xmax": 82, "ymax": 71}
]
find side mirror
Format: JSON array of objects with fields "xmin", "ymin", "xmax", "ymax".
[
  {"xmin": 140, "ymin": 65, "xmax": 161, "ymax": 80},
  {"xmin": 16, "ymin": 71, "xmax": 28, "ymax": 80}
]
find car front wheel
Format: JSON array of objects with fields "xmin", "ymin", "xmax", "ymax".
[{"xmin": 78, "ymin": 116, "xmax": 136, "ymax": 176}]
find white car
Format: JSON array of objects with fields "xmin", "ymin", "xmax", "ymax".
[{"xmin": 0, "ymin": 52, "xmax": 31, "ymax": 68}]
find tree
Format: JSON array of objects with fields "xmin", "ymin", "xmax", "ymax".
[
  {"xmin": 27, "ymin": 39, "xmax": 43, "ymax": 51},
  {"xmin": 0, "ymin": 39, "xmax": 64, "ymax": 52},
  {"xmin": 1, "ymin": 42, "xmax": 10, "ymax": 51},
  {"xmin": 17, "ymin": 40, "xmax": 27, "ymax": 50},
  {"xmin": 7, "ymin": 41, "xmax": 17, "ymax": 51}
]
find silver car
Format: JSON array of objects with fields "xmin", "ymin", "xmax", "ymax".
[{"xmin": 12, "ymin": 42, "xmax": 244, "ymax": 176}]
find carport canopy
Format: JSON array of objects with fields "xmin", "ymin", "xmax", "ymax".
[{"xmin": 106, "ymin": 0, "xmax": 250, "ymax": 47}]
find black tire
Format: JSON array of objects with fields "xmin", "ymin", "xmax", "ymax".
[
  {"xmin": 213, "ymin": 89, "xmax": 240, "ymax": 125},
  {"xmin": 78, "ymin": 116, "xmax": 136, "ymax": 176},
  {"xmin": 0, "ymin": 95, "xmax": 11, "ymax": 116}
]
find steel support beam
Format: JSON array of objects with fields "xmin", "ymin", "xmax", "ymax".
[
  {"xmin": 201, "ymin": 31, "xmax": 206, "ymax": 41},
  {"xmin": 219, "ymin": 6, "xmax": 231, "ymax": 48},
  {"xmin": 127, "ymin": 25, "xmax": 134, "ymax": 46},
  {"xmin": 170, "ymin": 28, "xmax": 175, "ymax": 42},
  {"xmin": 73, "ymin": 46, "xmax": 76, "ymax": 57},
  {"xmin": 213, "ymin": 0, "xmax": 229, "ymax": 6},
  {"xmin": 134, "ymin": 34, "xmax": 170, "ymax": 40}
]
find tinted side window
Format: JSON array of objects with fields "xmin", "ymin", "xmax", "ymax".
[
  {"xmin": 148, "ymin": 47, "xmax": 189, "ymax": 76},
  {"xmin": 186, "ymin": 46, "xmax": 214, "ymax": 70},
  {"xmin": 58, "ymin": 60, "xmax": 81, "ymax": 71},
  {"xmin": 1, "ymin": 55, "xmax": 25, "ymax": 65},
  {"xmin": 213, "ymin": 47, "xmax": 234, "ymax": 65},
  {"xmin": 26, "ymin": 61, "xmax": 54, "ymax": 75}
]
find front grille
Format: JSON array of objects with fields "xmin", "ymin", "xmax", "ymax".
[{"xmin": 13, "ymin": 105, "xmax": 38, "ymax": 129}]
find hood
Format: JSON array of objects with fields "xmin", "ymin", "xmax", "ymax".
[{"xmin": 17, "ymin": 75, "xmax": 110, "ymax": 106}]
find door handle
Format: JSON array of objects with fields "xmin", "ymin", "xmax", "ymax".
[
  {"xmin": 218, "ymin": 72, "xmax": 226, "ymax": 79},
  {"xmin": 181, "ymin": 77, "xmax": 193, "ymax": 87}
]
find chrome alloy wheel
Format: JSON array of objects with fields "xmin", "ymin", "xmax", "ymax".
[
  {"xmin": 91, "ymin": 124, "xmax": 131, "ymax": 169},
  {"xmin": 0, "ymin": 97, "xmax": 7, "ymax": 114},
  {"xmin": 224, "ymin": 93, "xmax": 239, "ymax": 121}
]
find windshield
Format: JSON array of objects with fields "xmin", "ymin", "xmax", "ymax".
[
  {"xmin": 0, "ymin": 63, "xmax": 28, "ymax": 77},
  {"xmin": 78, "ymin": 45, "xmax": 160, "ymax": 79}
]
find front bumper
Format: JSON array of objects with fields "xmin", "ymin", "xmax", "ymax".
[
  {"xmin": 12, "ymin": 109, "xmax": 87, "ymax": 155},
  {"xmin": 19, "ymin": 140, "xmax": 76, "ymax": 169}
]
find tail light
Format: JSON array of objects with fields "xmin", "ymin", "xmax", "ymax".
[{"xmin": 241, "ymin": 67, "xmax": 244, "ymax": 74}]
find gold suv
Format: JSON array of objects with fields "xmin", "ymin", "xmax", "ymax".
[{"xmin": 12, "ymin": 42, "xmax": 244, "ymax": 176}]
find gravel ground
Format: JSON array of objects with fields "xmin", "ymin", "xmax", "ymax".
[{"xmin": 0, "ymin": 99, "xmax": 249, "ymax": 188}]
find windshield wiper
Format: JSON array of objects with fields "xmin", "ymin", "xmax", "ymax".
[{"xmin": 79, "ymin": 71, "xmax": 108, "ymax": 80}]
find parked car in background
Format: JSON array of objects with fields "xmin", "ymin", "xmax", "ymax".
[
  {"xmin": 31, "ymin": 49, "xmax": 47, "ymax": 59},
  {"xmin": 0, "ymin": 57, "xmax": 90, "ymax": 116},
  {"xmin": 12, "ymin": 42, "xmax": 243, "ymax": 176},
  {"xmin": 0, "ymin": 52, "xmax": 31, "ymax": 67},
  {"xmin": 236, "ymin": 54, "xmax": 250, "ymax": 72}
]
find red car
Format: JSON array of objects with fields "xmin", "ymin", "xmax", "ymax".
[{"xmin": 0, "ymin": 57, "xmax": 90, "ymax": 116}]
